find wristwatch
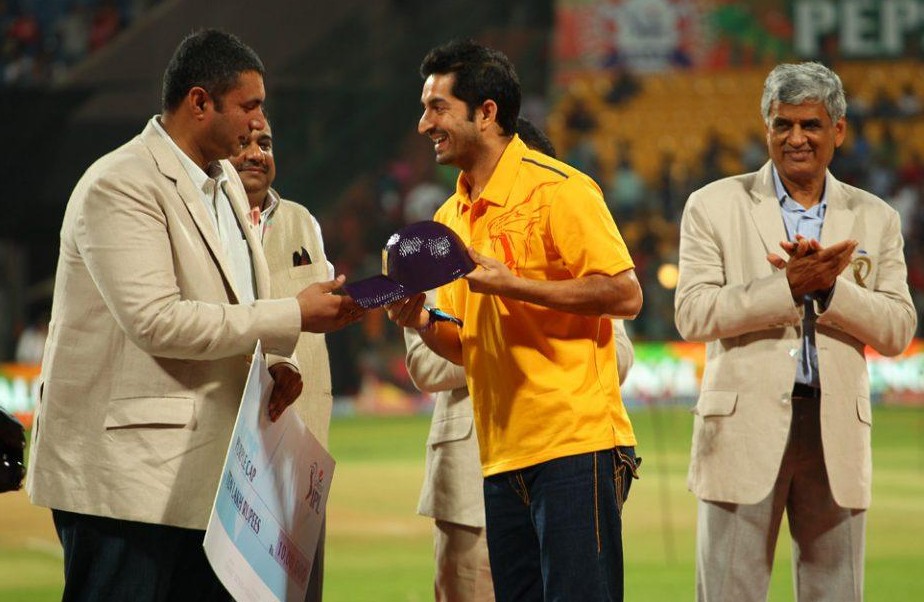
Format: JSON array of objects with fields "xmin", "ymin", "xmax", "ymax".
[{"xmin": 417, "ymin": 306, "xmax": 463, "ymax": 333}]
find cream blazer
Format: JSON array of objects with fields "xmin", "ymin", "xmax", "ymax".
[
  {"xmin": 26, "ymin": 121, "xmax": 302, "ymax": 530},
  {"xmin": 406, "ymin": 320, "xmax": 635, "ymax": 528},
  {"xmin": 675, "ymin": 161, "xmax": 916, "ymax": 509},
  {"xmin": 262, "ymin": 193, "xmax": 334, "ymax": 448}
]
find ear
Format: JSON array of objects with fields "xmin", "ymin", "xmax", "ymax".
[
  {"xmin": 188, "ymin": 86, "xmax": 210, "ymax": 120},
  {"xmin": 833, "ymin": 116, "xmax": 847, "ymax": 148},
  {"xmin": 476, "ymin": 99, "xmax": 499, "ymax": 132}
]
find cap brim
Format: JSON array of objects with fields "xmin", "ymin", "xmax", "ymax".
[{"xmin": 342, "ymin": 275, "xmax": 412, "ymax": 309}]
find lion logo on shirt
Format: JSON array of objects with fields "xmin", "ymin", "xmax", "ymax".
[{"xmin": 484, "ymin": 202, "xmax": 549, "ymax": 271}]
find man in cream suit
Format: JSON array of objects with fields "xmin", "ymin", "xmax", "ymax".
[
  {"xmin": 675, "ymin": 62, "xmax": 916, "ymax": 602},
  {"xmin": 26, "ymin": 30, "xmax": 361, "ymax": 600},
  {"xmin": 405, "ymin": 320, "xmax": 635, "ymax": 601},
  {"xmin": 231, "ymin": 121, "xmax": 334, "ymax": 602}
]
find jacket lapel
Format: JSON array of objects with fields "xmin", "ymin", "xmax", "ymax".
[
  {"xmin": 218, "ymin": 159, "xmax": 272, "ymax": 299},
  {"xmin": 141, "ymin": 122, "xmax": 242, "ymax": 302},
  {"xmin": 748, "ymin": 162, "xmax": 787, "ymax": 255},
  {"xmin": 819, "ymin": 171, "xmax": 856, "ymax": 246}
]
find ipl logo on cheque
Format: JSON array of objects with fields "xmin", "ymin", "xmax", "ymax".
[{"xmin": 304, "ymin": 461, "xmax": 325, "ymax": 513}]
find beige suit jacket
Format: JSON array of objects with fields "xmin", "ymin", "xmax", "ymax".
[
  {"xmin": 675, "ymin": 161, "xmax": 916, "ymax": 509},
  {"xmin": 262, "ymin": 192, "xmax": 334, "ymax": 448},
  {"xmin": 26, "ymin": 120, "xmax": 302, "ymax": 530},
  {"xmin": 406, "ymin": 320, "xmax": 634, "ymax": 528}
]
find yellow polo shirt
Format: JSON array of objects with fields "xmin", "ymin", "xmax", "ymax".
[{"xmin": 434, "ymin": 136, "xmax": 637, "ymax": 476}]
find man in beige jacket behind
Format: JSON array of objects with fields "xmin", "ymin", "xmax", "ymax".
[{"xmin": 231, "ymin": 120, "xmax": 334, "ymax": 602}]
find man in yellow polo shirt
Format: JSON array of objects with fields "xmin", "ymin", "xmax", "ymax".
[{"xmin": 387, "ymin": 39, "xmax": 643, "ymax": 601}]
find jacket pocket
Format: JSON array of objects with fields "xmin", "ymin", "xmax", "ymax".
[
  {"xmin": 427, "ymin": 415, "xmax": 473, "ymax": 446},
  {"xmin": 287, "ymin": 262, "xmax": 329, "ymax": 282},
  {"xmin": 104, "ymin": 396, "xmax": 194, "ymax": 430},
  {"xmin": 856, "ymin": 395, "xmax": 872, "ymax": 426},
  {"xmin": 694, "ymin": 390, "xmax": 738, "ymax": 417}
]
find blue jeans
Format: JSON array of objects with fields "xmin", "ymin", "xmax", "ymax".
[{"xmin": 483, "ymin": 447, "xmax": 639, "ymax": 602}]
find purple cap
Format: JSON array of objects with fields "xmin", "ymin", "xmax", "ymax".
[{"xmin": 343, "ymin": 220, "xmax": 476, "ymax": 308}]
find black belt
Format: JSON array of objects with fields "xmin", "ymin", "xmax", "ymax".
[{"xmin": 792, "ymin": 383, "xmax": 821, "ymax": 399}]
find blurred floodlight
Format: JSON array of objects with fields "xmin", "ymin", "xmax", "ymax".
[{"xmin": 657, "ymin": 262, "xmax": 679, "ymax": 290}]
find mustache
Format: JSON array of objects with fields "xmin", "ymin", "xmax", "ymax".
[{"xmin": 239, "ymin": 160, "xmax": 267, "ymax": 171}]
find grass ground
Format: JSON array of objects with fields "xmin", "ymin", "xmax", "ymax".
[{"xmin": 1, "ymin": 407, "xmax": 922, "ymax": 601}]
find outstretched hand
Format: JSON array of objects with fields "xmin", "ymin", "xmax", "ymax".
[
  {"xmin": 385, "ymin": 292, "xmax": 428, "ymax": 330},
  {"xmin": 296, "ymin": 275, "xmax": 365, "ymax": 332}
]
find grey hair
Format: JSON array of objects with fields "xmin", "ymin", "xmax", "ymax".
[{"xmin": 760, "ymin": 62, "xmax": 847, "ymax": 125}]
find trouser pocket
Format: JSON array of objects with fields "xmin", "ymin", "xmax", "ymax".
[{"xmin": 613, "ymin": 446, "xmax": 641, "ymax": 514}]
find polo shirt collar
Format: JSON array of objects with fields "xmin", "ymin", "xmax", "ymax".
[{"xmin": 453, "ymin": 135, "xmax": 526, "ymax": 210}]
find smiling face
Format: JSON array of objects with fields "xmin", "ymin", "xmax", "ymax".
[
  {"xmin": 417, "ymin": 73, "xmax": 481, "ymax": 171},
  {"xmin": 230, "ymin": 122, "xmax": 275, "ymax": 208},
  {"xmin": 204, "ymin": 70, "xmax": 267, "ymax": 163},
  {"xmin": 766, "ymin": 100, "xmax": 846, "ymax": 190}
]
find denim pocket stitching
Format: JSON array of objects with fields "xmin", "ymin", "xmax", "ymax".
[
  {"xmin": 615, "ymin": 447, "xmax": 640, "ymax": 480},
  {"xmin": 613, "ymin": 454, "xmax": 626, "ymax": 516},
  {"xmin": 613, "ymin": 447, "xmax": 641, "ymax": 516},
  {"xmin": 593, "ymin": 451, "xmax": 602, "ymax": 554},
  {"xmin": 510, "ymin": 472, "xmax": 530, "ymax": 506}
]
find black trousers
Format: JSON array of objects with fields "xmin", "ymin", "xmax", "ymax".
[{"xmin": 52, "ymin": 509, "xmax": 233, "ymax": 602}]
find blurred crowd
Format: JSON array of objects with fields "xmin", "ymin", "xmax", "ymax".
[{"xmin": 1, "ymin": 0, "xmax": 161, "ymax": 86}]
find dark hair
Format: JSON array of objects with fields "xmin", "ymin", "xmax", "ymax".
[
  {"xmin": 420, "ymin": 39, "xmax": 520, "ymax": 137},
  {"xmin": 516, "ymin": 117, "xmax": 556, "ymax": 157},
  {"xmin": 162, "ymin": 29, "xmax": 265, "ymax": 112}
]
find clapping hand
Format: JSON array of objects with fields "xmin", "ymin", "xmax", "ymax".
[{"xmin": 767, "ymin": 235, "xmax": 857, "ymax": 301}]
